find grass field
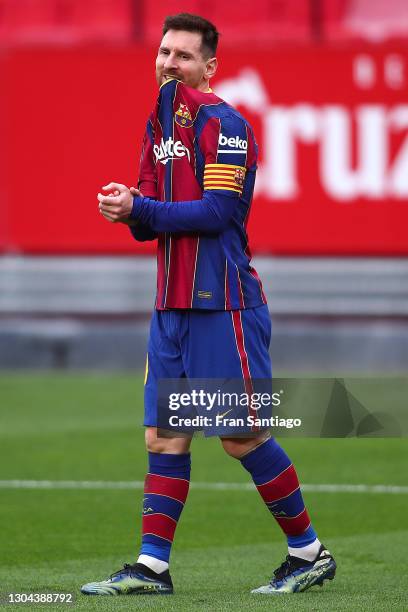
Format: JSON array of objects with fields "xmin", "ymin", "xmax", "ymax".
[{"xmin": 0, "ymin": 373, "xmax": 407, "ymax": 611}]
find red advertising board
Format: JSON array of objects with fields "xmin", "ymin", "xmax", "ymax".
[{"xmin": 1, "ymin": 44, "xmax": 407, "ymax": 254}]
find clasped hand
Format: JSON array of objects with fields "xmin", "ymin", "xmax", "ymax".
[{"xmin": 97, "ymin": 182, "xmax": 142, "ymax": 223}]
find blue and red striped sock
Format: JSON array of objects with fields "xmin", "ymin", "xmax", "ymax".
[
  {"xmin": 139, "ymin": 452, "xmax": 191, "ymax": 564},
  {"xmin": 240, "ymin": 438, "xmax": 318, "ymax": 551}
]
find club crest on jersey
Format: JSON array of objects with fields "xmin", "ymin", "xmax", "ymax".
[
  {"xmin": 175, "ymin": 103, "xmax": 193, "ymax": 128},
  {"xmin": 153, "ymin": 137, "xmax": 191, "ymax": 165},
  {"xmin": 234, "ymin": 167, "xmax": 246, "ymax": 187}
]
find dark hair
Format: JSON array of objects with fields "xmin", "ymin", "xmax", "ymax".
[{"xmin": 163, "ymin": 13, "xmax": 219, "ymax": 59}]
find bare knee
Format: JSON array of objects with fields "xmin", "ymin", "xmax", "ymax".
[
  {"xmin": 221, "ymin": 431, "xmax": 270, "ymax": 459},
  {"xmin": 145, "ymin": 427, "xmax": 192, "ymax": 454}
]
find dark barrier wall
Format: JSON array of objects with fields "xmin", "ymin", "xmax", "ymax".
[{"xmin": 1, "ymin": 44, "xmax": 407, "ymax": 254}]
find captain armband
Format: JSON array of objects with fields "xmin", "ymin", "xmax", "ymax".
[{"xmin": 203, "ymin": 163, "xmax": 246, "ymax": 196}]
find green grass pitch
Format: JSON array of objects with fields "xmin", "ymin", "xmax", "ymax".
[{"xmin": 0, "ymin": 373, "xmax": 407, "ymax": 611}]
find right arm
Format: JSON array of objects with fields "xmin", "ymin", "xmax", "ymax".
[{"xmin": 129, "ymin": 117, "xmax": 158, "ymax": 242}]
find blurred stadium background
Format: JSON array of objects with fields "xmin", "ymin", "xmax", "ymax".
[{"xmin": 0, "ymin": 0, "xmax": 407, "ymax": 372}]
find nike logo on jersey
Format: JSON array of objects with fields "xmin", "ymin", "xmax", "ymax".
[
  {"xmin": 217, "ymin": 409, "xmax": 233, "ymax": 420},
  {"xmin": 153, "ymin": 137, "xmax": 191, "ymax": 165},
  {"xmin": 218, "ymin": 133, "xmax": 248, "ymax": 153}
]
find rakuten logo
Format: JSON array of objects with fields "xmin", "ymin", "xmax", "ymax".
[
  {"xmin": 154, "ymin": 137, "xmax": 191, "ymax": 165},
  {"xmin": 218, "ymin": 133, "xmax": 248, "ymax": 151}
]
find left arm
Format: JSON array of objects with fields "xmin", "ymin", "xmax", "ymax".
[
  {"xmin": 130, "ymin": 191, "xmax": 237, "ymax": 234},
  {"xmin": 98, "ymin": 184, "xmax": 238, "ymax": 234}
]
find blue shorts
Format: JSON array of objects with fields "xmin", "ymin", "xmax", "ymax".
[{"xmin": 144, "ymin": 305, "xmax": 272, "ymax": 426}]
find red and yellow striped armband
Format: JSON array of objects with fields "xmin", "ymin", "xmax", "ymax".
[{"xmin": 203, "ymin": 163, "xmax": 246, "ymax": 195}]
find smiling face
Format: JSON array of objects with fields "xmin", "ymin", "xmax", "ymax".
[{"xmin": 155, "ymin": 29, "xmax": 217, "ymax": 91}]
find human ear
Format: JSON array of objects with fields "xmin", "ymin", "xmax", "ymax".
[{"xmin": 205, "ymin": 57, "xmax": 217, "ymax": 80}]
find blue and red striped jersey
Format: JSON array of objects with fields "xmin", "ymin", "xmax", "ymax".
[{"xmin": 130, "ymin": 78, "xmax": 266, "ymax": 311}]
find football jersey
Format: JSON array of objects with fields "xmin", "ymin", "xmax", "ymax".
[{"xmin": 130, "ymin": 78, "xmax": 266, "ymax": 311}]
